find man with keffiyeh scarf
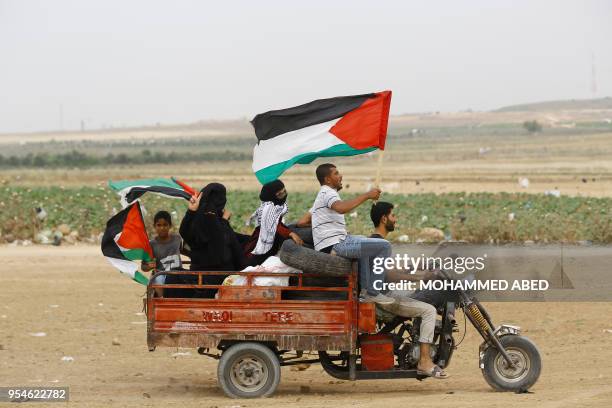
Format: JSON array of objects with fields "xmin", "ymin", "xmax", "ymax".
[{"xmin": 243, "ymin": 180, "xmax": 304, "ymax": 266}]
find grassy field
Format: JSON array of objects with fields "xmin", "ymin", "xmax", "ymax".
[
  {"xmin": 1, "ymin": 104, "xmax": 611, "ymax": 243},
  {"xmin": 1, "ymin": 186, "xmax": 610, "ymax": 244}
]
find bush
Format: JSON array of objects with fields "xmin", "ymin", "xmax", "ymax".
[
  {"xmin": 523, "ymin": 120, "xmax": 542, "ymax": 133},
  {"xmin": 0, "ymin": 149, "xmax": 252, "ymax": 168}
]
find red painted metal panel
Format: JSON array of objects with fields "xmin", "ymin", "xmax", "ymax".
[
  {"xmin": 147, "ymin": 265, "xmax": 362, "ymax": 351},
  {"xmin": 358, "ymin": 303, "xmax": 377, "ymax": 334},
  {"xmin": 360, "ymin": 334, "xmax": 395, "ymax": 371},
  {"xmin": 153, "ymin": 303, "xmax": 349, "ymax": 335}
]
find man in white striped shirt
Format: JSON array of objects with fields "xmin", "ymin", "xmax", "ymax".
[{"xmin": 298, "ymin": 163, "xmax": 395, "ymax": 305}]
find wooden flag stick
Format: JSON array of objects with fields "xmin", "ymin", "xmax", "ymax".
[
  {"xmin": 374, "ymin": 149, "xmax": 385, "ymax": 188},
  {"xmin": 373, "ymin": 149, "xmax": 385, "ymax": 204}
]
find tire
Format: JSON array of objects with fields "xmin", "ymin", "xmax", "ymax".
[
  {"xmin": 481, "ymin": 335, "xmax": 542, "ymax": 392},
  {"xmin": 279, "ymin": 240, "xmax": 352, "ymax": 276},
  {"xmin": 217, "ymin": 342, "xmax": 281, "ymax": 398}
]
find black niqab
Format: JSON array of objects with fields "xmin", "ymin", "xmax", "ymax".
[
  {"xmin": 259, "ymin": 179, "xmax": 287, "ymax": 206},
  {"xmin": 199, "ymin": 182, "xmax": 226, "ymax": 217}
]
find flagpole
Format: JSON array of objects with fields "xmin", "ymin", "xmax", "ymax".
[
  {"xmin": 373, "ymin": 149, "xmax": 384, "ymax": 204},
  {"xmin": 374, "ymin": 149, "xmax": 384, "ymax": 188}
]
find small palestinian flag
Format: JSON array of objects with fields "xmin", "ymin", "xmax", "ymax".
[
  {"xmin": 109, "ymin": 177, "xmax": 196, "ymax": 207},
  {"xmin": 101, "ymin": 202, "xmax": 153, "ymax": 285},
  {"xmin": 251, "ymin": 91, "xmax": 391, "ymax": 184}
]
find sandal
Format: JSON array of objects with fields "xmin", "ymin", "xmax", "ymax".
[{"xmin": 417, "ymin": 365, "xmax": 449, "ymax": 379}]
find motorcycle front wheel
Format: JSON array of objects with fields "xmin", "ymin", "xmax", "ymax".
[{"xmin": 481, "ymin": 335, "xmax": 542, "ymax": 392}]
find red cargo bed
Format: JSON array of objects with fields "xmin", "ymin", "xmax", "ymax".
[{"xmin": 146, "ymin": 267, "xmax": 376, "ymax": 352}]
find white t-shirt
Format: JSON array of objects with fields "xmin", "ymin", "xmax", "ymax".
[{"xmin": 310, "ymin": 185, "xmax": 347, "ymax": 251}]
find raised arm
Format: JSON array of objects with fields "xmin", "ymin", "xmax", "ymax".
[
  {"xmin": 179, "ymin": 193, "xmax": 201, "ymax": 245},
  {"xmin": 331, "ymin": 188, "xmax": 381, "ymax": 214}
]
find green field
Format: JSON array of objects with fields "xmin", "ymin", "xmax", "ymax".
[{"xmin": 2, "ymin": 186, "xmax": 610, "ymax": 244}]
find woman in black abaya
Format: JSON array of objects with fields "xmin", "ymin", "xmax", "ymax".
[{"xmin": 176, "ymin": 183, "xmax": 245, "ymax": 297}]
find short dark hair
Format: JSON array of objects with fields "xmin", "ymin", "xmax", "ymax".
[
  {"xmin": 370, "ymin": 202, "xmax": 394, "ymax": 227},
  {"xmin": 316, "ymin": 163, "xmax": 336, "ymax": 185},
  {"xmin": 153, "ymin": 210, "xmax": 172, "ymax": 225}
]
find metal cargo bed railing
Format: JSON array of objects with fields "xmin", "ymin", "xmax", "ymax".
[
  {"xmin": 145, "ymin": 266, "xmax": 363, "ymax": 352},
  {"xmin": 148, "ymin": 270, "xmax": 354, "ymax": 294}
]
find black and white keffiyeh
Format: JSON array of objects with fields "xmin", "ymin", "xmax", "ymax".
[{"xmin": 251, "ymin": 201, "xmax": 288, "ymax": 255}]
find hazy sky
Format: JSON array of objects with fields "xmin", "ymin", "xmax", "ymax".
[{"xmin": 1, "ymin": 0, "xmax": 611, "ymax": 133}]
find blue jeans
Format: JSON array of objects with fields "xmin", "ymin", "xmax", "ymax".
[
  {"xmin": 152, "ymin": 274, "xmax": 166, "ymax": 285},
  {"xmin": 333, "ymin": 235, "xmax": 391, "ymax": 296}
]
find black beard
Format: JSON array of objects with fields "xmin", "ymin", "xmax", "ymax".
[{"xmin": 385, "ymin": 221, "xmax": 395, "ymax": 232}]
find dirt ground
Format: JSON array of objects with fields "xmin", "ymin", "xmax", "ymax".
[{"xmin": 1, "ymin": 245, "xmax": 612, "ymax": 407}]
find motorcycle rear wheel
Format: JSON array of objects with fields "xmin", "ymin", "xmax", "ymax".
[{"xmin": 481, "ymin": 335, "xmax": 541, "ymax": 392}]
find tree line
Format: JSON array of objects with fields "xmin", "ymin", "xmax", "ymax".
[{"xmin": 0, "ymin": 149, "xmax": 251, "ymax": 168}]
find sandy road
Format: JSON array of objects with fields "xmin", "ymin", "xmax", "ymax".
[{"xmin": 1, "ymin": 245, "xmax": 611, "ymax": 407}]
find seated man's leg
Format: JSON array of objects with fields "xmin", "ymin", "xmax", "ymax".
[
  {"xmin": 384, "ymin": 293, "xmax": 448, "ymax": 378},
  {"xmin": 412, "ymin": 286, "xmax": 457, "ymax": 310},
  {"xmin": 333, "ymin": 236, "xmax": 393, "ymax": 303},
  {"xmin": 391, "ymin": 296, "xmax": 436, "ymax": 344},
  {"xmin": 152, "ymin": 273, "xmax": 166, "ymax": 297}
]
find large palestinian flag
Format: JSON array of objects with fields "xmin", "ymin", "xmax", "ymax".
[
  {"xmin": 101, "ymin": 202, "xmax": 153, "ymax": 285},
  {"xmin": 251, "ymin": 91, "xmax": 391, "ymax": 184},
  {"xmin": 109, "ymin": 177, "xmax": 196, "ymax": 207}
]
